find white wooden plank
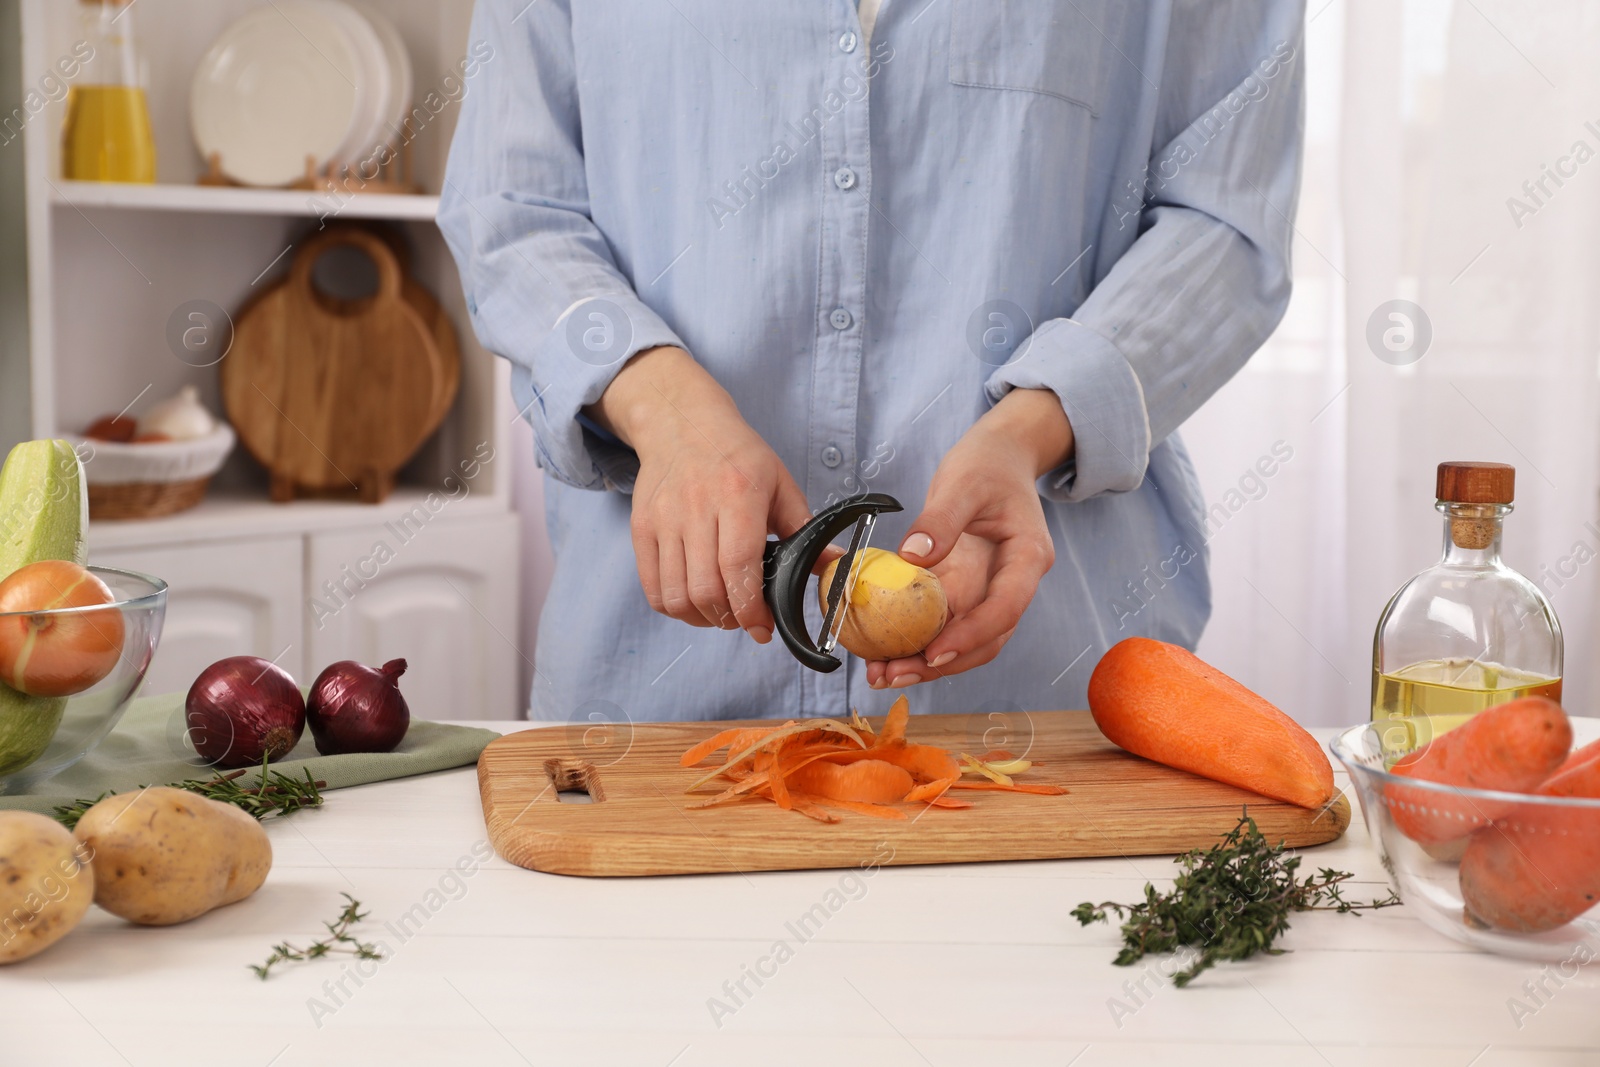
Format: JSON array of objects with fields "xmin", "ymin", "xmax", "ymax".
[
  {"xmin": 86, "ymin": 488, "xmax": 509, "ymax": 552},
  {"xmin": 52, "ymin": 181, "xmax": 439, "ymax": 221},
  {"xmin": 8, "ymin": 726, "xmax": 1598, "ymax": 1065}
]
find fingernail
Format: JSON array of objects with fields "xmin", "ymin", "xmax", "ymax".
[
  {"xmin": 890, "ymin": 673, "xmax": 922, "ymax": 688},
  {"xmin": 927, "ymin": 651, "xmax": 957, "ymax": 668},
  {"xmin": 901, "ymin": 532, "xmax": 934, "ymax": 559},
  {"xmin": 869, "ymin": 676, "xmax": 886, "ymax": 690},
  {"xmin": 749, "ymin": 626, "xmax": 771, "ymax": 644}
]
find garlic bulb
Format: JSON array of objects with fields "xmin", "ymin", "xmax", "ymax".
[{"xmin": 138, "ymin": 386, "xmax": 217, "ymax": 441}]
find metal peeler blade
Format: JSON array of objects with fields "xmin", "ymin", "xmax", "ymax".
[
  {"xmin": 817, "ymin": 512, "xmax": 877, "ymax": 656},
  {"xmin": 760, "ymin": 492, "xmax": 902, "ymax": 673}
]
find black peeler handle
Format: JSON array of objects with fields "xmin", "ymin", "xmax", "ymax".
[{"xmin": 762, "ymin": 492, "xmax": 902, "ymax": 673}]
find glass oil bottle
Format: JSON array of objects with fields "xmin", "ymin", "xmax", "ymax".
[
  {"xmin": 61, "ymin": 0, "xmax": 157, "ymax": 183},
  {"xmin": 1371, "ymin": 461, "xmax": 1562, "ymax": 760}
]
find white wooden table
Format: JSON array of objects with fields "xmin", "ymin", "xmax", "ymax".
[{"xmin": 5, "ymin": 725, "xmax": 1598, "ymax": 1066}]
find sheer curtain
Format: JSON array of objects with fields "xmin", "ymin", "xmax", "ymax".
[
  {"xmin": 513, "ymin": 1, "xmax": 1600, "ymax": 724},
  {"xmin": 1191, "ymin": 0, "xmax": 1600, "ymax": 725}
]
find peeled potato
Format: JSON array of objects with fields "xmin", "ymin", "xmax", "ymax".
[{"xmin": 818, "ymin": 547, "xmax": 947, "ymax": 660}]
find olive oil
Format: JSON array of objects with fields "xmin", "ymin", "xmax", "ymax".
[
  {"xmin": 1371, "ymin": 658, "xmax": 1562, "ymax": 759},
  {"xmin": 61, "ymin": 0, "xmax": 156, "ymax": 184},
  {"xmin": 61, "ymin": 86, "xmax": 156, "ymax": 183}
]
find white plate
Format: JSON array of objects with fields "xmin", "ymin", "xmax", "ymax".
[
  {"xmin": 312, "ymin": 0, "xmax": 391, "ymax": 169},
  {"xmin": 190, "ymin": 1, "xmax": 368, "ymax": 186},
  {"xmin": 351, "ymin": 3, "xmax": 414, "ymax": 156}
]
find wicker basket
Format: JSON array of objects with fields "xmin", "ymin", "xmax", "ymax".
[
  {"xmin": 87, "ymin": 477, "xmax": 213, "ymax": 521},
  {"xmin": 69, "ymin": 424, "xmax": 236, "ymax": 521}
]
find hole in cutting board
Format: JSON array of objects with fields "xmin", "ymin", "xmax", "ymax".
[
  {"xmin": 310, "ymin": 243, "xmax": 381, "ymax": 306},
  {"xmin": 544, "ymin": 758, "xmax": 604, "ymax": 804}
]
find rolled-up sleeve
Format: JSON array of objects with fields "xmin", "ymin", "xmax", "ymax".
[
  {"xmin": 985, "ymin": 0, "xmax": 1306, "ymax": 503},
  {"xmin": 438, "ymin": 0, "xmax": 683, "ymax": 492}
]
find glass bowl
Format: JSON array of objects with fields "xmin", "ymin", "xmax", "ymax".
[
  {"xmin": 1332, "ymin": 718, "xmax": 1600, "ymax": 960},
  {"xmin": 0, "ymin": 566, "xmax": 167, "ymax": 794}
]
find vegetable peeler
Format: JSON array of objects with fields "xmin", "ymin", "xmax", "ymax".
[{"xmin": 762, "ymin": 492, "xmax": 903, "ymax": 673}]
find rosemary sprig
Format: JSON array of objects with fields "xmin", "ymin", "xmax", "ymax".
[
  {"xmin": 1072, "ymin": 811, "xmax": 1400, "ymax": 987},
  {"xmin": 53, "ymin": 754, "xmax": 326, "ymax": 829},
  {"xmin": 251, "ymin": 893, "xmax": 383, "ymax": 979}
]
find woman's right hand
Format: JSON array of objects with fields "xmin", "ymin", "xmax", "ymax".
[{"xmin": 586, "ymin": 346, "xmax": 813, "ymax": 642}]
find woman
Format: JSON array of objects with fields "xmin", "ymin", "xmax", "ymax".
[{"xmin": 439, "ymin": 0, "xmax": 1305, "ymax": 722}]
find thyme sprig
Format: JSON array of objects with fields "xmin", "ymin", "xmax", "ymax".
[
  {"xmin": 53, "ymin": 754, "xmax": 325, "ymax": 829},
  {"xmin": 1072, "ymin": 811, "xmax": 1400, "ymax": 986},
  {"xmin": 251, "ymin": 893, "xmax": 383, "ymax": 979}
]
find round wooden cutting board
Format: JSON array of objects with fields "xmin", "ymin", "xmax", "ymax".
[{"xmin": 222, "ymin": 226, "xmax": 460, "ymax": 502}]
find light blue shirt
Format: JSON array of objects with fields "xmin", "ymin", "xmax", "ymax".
[{"xmin": 440, "ymin": 0, "xmax": 1306, "ymax": 724}]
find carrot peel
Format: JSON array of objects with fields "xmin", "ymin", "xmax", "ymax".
[{"xmin": 681, "ymin": 697, "xmax": 1065, "ymax": 821}]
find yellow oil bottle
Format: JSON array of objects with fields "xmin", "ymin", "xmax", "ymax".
[
  {"xmin": 62, "ymin": 86, "xmax": 156, "ymax": 183},
  {"xmin": 60, "ymin": 0, "xmax": 156, "ymax": 183}
]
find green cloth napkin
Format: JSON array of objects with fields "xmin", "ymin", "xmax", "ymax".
[{"xmin": 0, "ymin": 689, "xmax": 501, "ymax": 817}]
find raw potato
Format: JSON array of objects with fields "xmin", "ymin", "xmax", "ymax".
[
  {"xmin": 818, "ymin": 547, "xmax": 947, "ymax": 661},
  {"xmin": 0, "ymin": 811, "xmax": 94, "ymax": 964},
  {"xmin": 73, "ymin": 787, "xmax": 271, "ymax": 926}
]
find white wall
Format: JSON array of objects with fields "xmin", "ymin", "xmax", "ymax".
[{"xmin": 0, "ymin": 0, "xmax": 29, "ymax": 453}]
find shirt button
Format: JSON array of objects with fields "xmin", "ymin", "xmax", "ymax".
[
  {"xmin": 833, "ymin": 166, "xmax": 858, "ymax": 191},
  {"xmin": 829, "ymin": 307, "xmax": 853, "ymax": 330},
  {"xmin": 838, "ymin": 30, "xmax": 858, "ymax": 53},
  {"xmin": 821, "ymin": 445, "xmax": 844, "ymax": 468}
]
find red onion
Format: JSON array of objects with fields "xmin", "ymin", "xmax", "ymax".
[
  {"xmin": 307, "ymin": 659, "xmax": 411, "ymax": 755},
  {"xmin": 185, "ymin": 656, "xmax": 306, "ymax": 768}
]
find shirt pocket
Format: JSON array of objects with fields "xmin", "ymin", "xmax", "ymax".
[{"xmin": 947, "ymin": 0, "xmax": 1115, "ymax": 117}]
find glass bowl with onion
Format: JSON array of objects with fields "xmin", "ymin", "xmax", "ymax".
[
  {"xmin": 1331, "ymin": 716, "xmax": 1600, "ymax": 961},
  {"xmin": 0, "ymin": 565, "xmax": 167, "ymax": 794}
]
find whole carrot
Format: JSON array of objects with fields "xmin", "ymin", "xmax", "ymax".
[
  {"xmin": 1087, "ymin": 637, "xmax": 1335, "ymax": 810},
  {"xmin": 1385, "ymin": 697, "xmax": 1571, "ymax": 846},
  {"xmin": 1459, "ymin": 755, "xmax": 1600, "ymax": 933}
]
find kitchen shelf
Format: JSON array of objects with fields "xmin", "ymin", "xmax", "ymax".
[
  {"xmin": 86, "ymin": 485, "xmax": 507, "ymax": 551},
  {"xmin": 50, "ymin": 180, "xmax": 440, "ymax": 221},
  {"xmin": 14, "ymin": 0, "xmax": 524, "ymax": 717}
]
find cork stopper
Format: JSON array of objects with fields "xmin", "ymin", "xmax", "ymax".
[{"xmin": 1437, "ymin": 462, "xmax": 1513, "ymax": 550}]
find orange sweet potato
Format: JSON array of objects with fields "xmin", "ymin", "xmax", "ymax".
[
  {"xmin": 1386, "ymin": 697, "xmax": 1571, "ymax": 846},
  {"xmin": 1459, "ymin": 754, "xmax": 1600, "ymax": 933},
  {"xmin": 1086, "ymin": 637, "xmax": 1335, "ymax": 810},
  {"xmin": 1548, "ymin": 748, "xmax": 1600, "ymax": 795},
  {"xmin": 1551, "ymin": 736, "xmax": 1600, "ymax": 780}
]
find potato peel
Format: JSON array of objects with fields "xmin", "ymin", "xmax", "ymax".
[{"xmin": 960, "ymin": 753, "xmax": 1015, "ymax": 786}]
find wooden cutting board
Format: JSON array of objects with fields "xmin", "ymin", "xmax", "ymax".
[
  {"xmin": 222, "ymin": 225, "xmax": 459, "ymax": 503},
  {"xmin": 478, "ymin": 711, "xmax": 1350, "ymax": 877}
]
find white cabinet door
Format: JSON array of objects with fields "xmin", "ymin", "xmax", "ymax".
[
  {"xmin": 306, "ymin": 512, "xmax": 520, "ymax": 720},
  {"xmin": 95, "ymin": 536, "xmax": 305, "ymax": 697}
]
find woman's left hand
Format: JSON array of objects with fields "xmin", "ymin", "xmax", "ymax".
[{"xmin": 866, "ymin": 388, "xmax": 1074, "ymax": 688}]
